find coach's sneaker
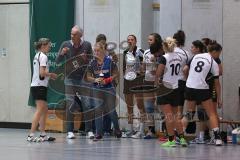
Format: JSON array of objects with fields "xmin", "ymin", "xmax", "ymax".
[
  {"xmin": 67, "ymin": 132, "xmax": 75, "ymax": 139},
  {"xmin": 161, "ymin": 140, "xmax": 177, "ymax": 147},
  {"xmin": 87, "ymin": 132, "xmax": 95, "ymax": 139},
  {"xmin": 180, "ymin": 138, "xmax": 188, "ymax": 147}
]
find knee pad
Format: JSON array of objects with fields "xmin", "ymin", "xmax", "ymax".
[
  {"xmin": 197, "ymin": 108, "xmax": 209, "ymax": 121},
  {"xmin": 184, "ymin": 111, "xmax": 196, "ymax": 121}
]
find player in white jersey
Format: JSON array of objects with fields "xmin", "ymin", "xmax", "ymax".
[
  {"xmin": 155, "ymin": 37, "xmax": 187, "ymax": 147},
  {"xmin": 184, "ymin": 42, "xmax": 223, "ymax": 146},
  {"xmin": 122, "ymin": 34, "xmax": 146, "ymax": 138},
  {"xmin": 142, "ymin": 33, "xmax": 164, "ymax": 139},
  {"xmin": 183, "ymin": 40, "xmax": 210, "ymax": 143},
  {"xmin": 173, "ymin": 30, "xmax": 193, "ymax": 113},
  {"xmin": 27, "ymin": 38, "xmax": 57, "ymax": 142}
]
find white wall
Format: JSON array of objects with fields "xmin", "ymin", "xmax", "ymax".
[
  {"xmin": 80, "ymin": 0, "xmax": 120, "ymax": 48},
  {"xmin": 222, "ymin": 0, "xmax": 240, "ymax": 121},
  {"xmin": 141, "ymin": 0, "xmax": 154, "ymax": 49},
  {"xmin": 0, "ymin": 1, "xmax": 33, "ymax": 123},
  {"xmin": 75, "ymin": 0, "xmax": 143, "ymax": 50},
  {"xmin": 159, "ymin": 0, "xmax": 182, "ymax": 38},
  {"xmin": 182, "ymin": 0, "xmax": 223, "ymax": 48}
]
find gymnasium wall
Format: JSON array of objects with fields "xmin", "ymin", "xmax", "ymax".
[
  {"xmin": 0, "ymin": 0, "xmax": 33, "ymax": 123},
  {"xmin": 0, "ymin": 0, "xmax": 239, "ymax": 124}
]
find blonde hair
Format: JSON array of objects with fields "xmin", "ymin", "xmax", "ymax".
[
  {"xmin": 163, "ymin": 37, "xmax": 176, "ymax": 53},
  {"xmin": 34, "ymin": 38, "xmax": 50, "ymax": 50},
  {"xmin": 94, "ymin": 42, "xmax": 106, "ymax": 52}
]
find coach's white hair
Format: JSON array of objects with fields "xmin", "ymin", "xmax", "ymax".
[{"xmin": 72, "ymin": 25, "xmax": 83, "ymax": 34}]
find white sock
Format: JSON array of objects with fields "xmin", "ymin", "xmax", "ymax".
[
  {"xmin": 139, "ymin": 123, "xmax": 144, "ymax": 134},
  {"xmin": 128, "ymin": 124, "xmax": 133, "ymax": 132},
  {"xmin": 199, "ymin": 131, "xmax": 204, "ymax": 140},
  {"xmin": 40, "ymin": 132, "xmax": 46, "ymax": 136},
  {"xmin": 29, "ymin": 133, "xmax": 34, "ymax": 137},
  {"xmin": 212, "ymin": 127, "xmax": 220, "ymax": 132}
]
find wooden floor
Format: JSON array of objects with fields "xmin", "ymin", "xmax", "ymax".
[{"xmin": 0, "ymin": 128, "xmax": 240, "ymax": 160}]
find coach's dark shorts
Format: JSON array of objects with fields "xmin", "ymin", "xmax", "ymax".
[
  {"xmin": 31, "ymin": 86, "xmax": 47, "ymax": 101},
  {"xmin": 185, "ymin": 87, "xmax": 211, "ymax": 102},
  {"xmin": 157, "ymin": 88, "xmax": 179, "ymax": 107}
]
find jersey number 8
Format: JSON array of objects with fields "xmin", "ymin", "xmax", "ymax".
[{"xmin": 194, "ymin": 61, "xmax": 205, "ymax": 73}]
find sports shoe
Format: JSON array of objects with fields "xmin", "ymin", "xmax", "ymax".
[
  {"xmin": 161, "ymin": 140, "xmax": 177, "ymax": 147},
  {"xmin": 27, "ymin": 135, "xmax": 35, "ymax": 142},
  {"xmin": 114, "ymin": 130, "xmax": 122, "ymax": 138},
  {"xmin": 215, "ymin": 139, "xmax": 223, "ymax": 146},
  {"xmin": 122, "ymin": 131, "xmax": 134, "ymax": 138},
  {"xmin": 104, "ymin": 132, "xmax": 111, "ymax": 137},
  {"xmin": 131, "ymin": 131, "xmax": 143, "ymax": 139},
  {"xmin": 93, "ymin": 134, "xmax": 103, "ymax": 141},
  {"xmin": 159, "ymin": 136, "xmax": 168, "ymax": 142},
  {"xmin": 36, "ymin": 135, "xmax": 56, "ymax": 142},
  {"xmin": 175, "ymin": 136, "xmax": 180, "ymax": 145},
  {"xmin": 143, "ymin": 131, "xmax": 155, "ymax": 139},
  {"xmin": 190, "ymin": 137, "xmax": 205, "ymax": 144},
  {"xmin": 180, "ymin": 138, "xmax": 188, "ymax": 147},
  {"xmin": 87, "ymin": 132, "xmax": 95, "ymax": 139},
  {"xmin": 66, "ymin": 132, "xmax": 75, "ymax": 139},
  {"xmin": 206, "ymin": 137, "xmax": 215, "ymax": 145}
]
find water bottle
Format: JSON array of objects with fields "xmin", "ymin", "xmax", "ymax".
[
  {"xmin": 232, "ymin": 128, "xmax": 240, "ymax": 144},
  {"xmin": 227, "ymin": 125, "xmax": 232, "ymax": 143}
]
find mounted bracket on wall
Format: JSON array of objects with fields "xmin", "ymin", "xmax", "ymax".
[
  {"xmin": 152, "ymin": 2, "xmax": 160, "ymax": 11},
  {"xmin": 0, "ymin": 48, "xmax": 7, "ymax": 58}
]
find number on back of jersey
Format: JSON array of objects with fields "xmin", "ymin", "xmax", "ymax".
[
  {"xmin": 170, "ymin": 63, "xmax": 181, "ymax": 76},
  {"xmin": 194, "ymin": 61, "xmax": 205, "ymax": 73}
]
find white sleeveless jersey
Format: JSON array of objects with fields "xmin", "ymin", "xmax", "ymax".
[
  {"xmin": 31, "ymin": 52, "xmax": 50, "ymax": 87},
  {"xmin": 174, "ymin": 47, "xmax": 193, "ymax": 81},
  {"xmin": 186, "ymin": 53, "xmax": 219, "ymax": 89},
  {"xmin": 143, "ymin": 49, "xmax": 156, "ymax": 81},
  {"xmin": 160, "ymin": 52, "xmax": 183, "ymax": 89}
]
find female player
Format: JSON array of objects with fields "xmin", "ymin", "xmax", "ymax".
[
  {"xmin": 155, "ymin": 37, "xmax": 187, "ymax": 147},
  {"xmin": 27, "ymin": 38, "xmax": 57, "ymax": 142}
]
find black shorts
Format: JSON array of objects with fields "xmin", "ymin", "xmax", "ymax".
[
  {"xmin": 123, "ymin": 75, "xmax": 144, "ymax": 94},
  {"xmin": 157, "ymin": 88, "xmax": 179, "ymax": 106},
  {"xmin": 185, "ymin": 87, "xmax": 211, "ymax": 102},
  {"xmin": 178, "ymin": 80, "xmax": 186, "ymax": 106},
  {"xmin": 31, "ymin": 86, "xmax": 47, "ymax": 101}
]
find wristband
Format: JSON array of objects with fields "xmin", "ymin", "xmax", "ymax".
[{"xmin": 104, "ymin": 77, "xmax": 113, "ymax": 84}]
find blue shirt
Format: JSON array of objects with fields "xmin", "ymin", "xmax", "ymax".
[{"xmin": 88, "ymin": 56, "xmax": 117, "ymax": 88}]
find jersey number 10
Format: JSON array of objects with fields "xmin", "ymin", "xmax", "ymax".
[{"xmin": 170, "ymin": 63, "xmax": 180, "ymax": 76}]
